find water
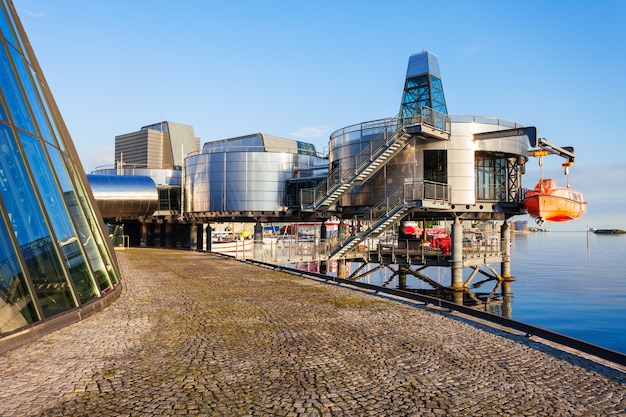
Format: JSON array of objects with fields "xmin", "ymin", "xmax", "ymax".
[
  {"xmin": 290, "ymin": 231, "xmax": 626, "ymax": 354},
  {"xmin": 507, "ymin": 231, "xmax": 626, "ymax": 354}
]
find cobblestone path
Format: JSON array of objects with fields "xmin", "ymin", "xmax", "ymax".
[{"xmin": 0, "ymin": 248, "xmax": 624, "ymax": 416}]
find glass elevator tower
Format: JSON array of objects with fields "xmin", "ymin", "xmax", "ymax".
[{"xmin": 400, "ymin": 51, "xmax": 448, "ymax": 118}]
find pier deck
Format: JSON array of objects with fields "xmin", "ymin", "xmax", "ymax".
[{"xmin": 0, "ymin": 248, "xmax": 623, "ymax": 416}]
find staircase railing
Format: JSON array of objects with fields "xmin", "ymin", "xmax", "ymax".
[
  {"xmin": 300, "ymin": 114, "xmax": 404, "ymax": 210},
  {"xmin": 300, "ymin": 107, "xmax": 451, "ymax": 212},
  {"xmin": 329, "ymin": 181, "xmax": 451, "ymax": 258}
]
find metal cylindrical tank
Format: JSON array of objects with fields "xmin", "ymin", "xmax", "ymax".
[
  {"xmin": 184, "ymin": 148, "xmax": 326, "ymax": 213},
  {"xmin": 87, "ymin": 174, "xmax": 158, "ymax": 218}
]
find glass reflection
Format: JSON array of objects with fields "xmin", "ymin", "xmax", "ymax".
[
  {"xmin": 20, "ymin": 132, "xmax": 98, "ymax": 303},
  {"xmin": 0, "ymin": 213, "xmax": 38, "ymax": 332},
  {"xmin": 0, "ymin": 124, "xmax": 75, "ymax": 316}
]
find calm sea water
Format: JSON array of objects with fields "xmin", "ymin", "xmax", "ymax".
[
  {"xmin": 507, "ymin": 231, "xmax": 626, "ymax": 354},
  {"xmin": 292, "ymin": 231, "xmax": 626, "ymax": 354}
]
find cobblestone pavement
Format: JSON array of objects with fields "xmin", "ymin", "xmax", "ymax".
[{"xmin": 0, "ymin": 248, "xmax": 624, "ymax": 416}]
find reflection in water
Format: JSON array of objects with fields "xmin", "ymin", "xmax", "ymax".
[{"xmin": 291, "ymin": 260, "xmax": 513, "ymax": 318}]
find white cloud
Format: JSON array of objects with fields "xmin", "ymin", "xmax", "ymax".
[
  {"xmin": 18, "ymin": 9, "xmax": 44, "ymax": 18},
  {"xmin": 288, "ymin": 125, "xmax": 332, "ymax": 140}
]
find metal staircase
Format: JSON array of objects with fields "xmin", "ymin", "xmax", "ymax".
[
  {"xmin": 328, "ymin": 181, "xmax": 451, "ymax": 260},
  {"xmin": 300, "ymin": 107, "xmax": 450, "ymax": 212},
  {"xmin": 330, "ymin": 201, "xmax": 410, "ymax": 260}
]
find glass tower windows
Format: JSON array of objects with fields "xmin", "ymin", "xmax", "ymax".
[{"xmin": 401, "ymin": 74, "xmax": 448, "ymax": 117}]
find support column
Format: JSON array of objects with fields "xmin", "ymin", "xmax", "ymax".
[
  {"xmin": 500, "ymin": 220, "xmax": 512, "ymax": 279},
  {"xmin": 253, "ymin": 221, "xmax": 264, "ymax": 260},
  {"xmin": 190, "ymin": 223, "xmax": 198, "ymax": 251},
  {"xmin": 206, "ymin": 224, "xmax": 212, "ymax": 252},
  {"xmin": 140, "ymin": 222, "xmax": 148, "ymax": 247},
  {"xmin": 451, "ymin": 216, "xmax": 464, "ymax": 291},
  {"xmin": 196, "ymin": 224, "xmax": 204, "ymax": 251},
  {"xmin": 398, "ymin": 266, "xmax": 407, "ymax": 290},
  {"xmin": 337, "ymin": 259, "xmax": 346, "ymax": 279}
]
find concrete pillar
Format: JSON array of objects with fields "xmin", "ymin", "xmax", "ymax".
[
  {"xmin": 452, "ymin": 290, "xmax": 464, "ymax": 305},
  {"xmin": 190, "ymin": 223, "xmax": 198, "ymax": 251},
  {"xmin": 140, "ymin": 222, "xmax": 148, "ymax": 247},
  {"xmin": 500, "ymin": 220, "xmax": 512, "ymax": 279},
  {"xmin": 451, "ymin": 216, "xmax": 463, "ymax": 291},
  {"xmin": 398, "ymin": 266, "xmax": 407, "ymax": 290},
  {"xmin": 254, "ymin": 222, "xmax": 264, "ymax": 260},
  {"xmin": 337, "ymin": 259, "xmax": 346, "ymax": 279}
]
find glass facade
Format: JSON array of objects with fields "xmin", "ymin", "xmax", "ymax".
[
  {"xmin": 0, "ymin": 2, "xmax": 119, "ymax": 336},
  {"xmin": 475, "ymin": 152, "xmax": 508, "ymax": 201}
]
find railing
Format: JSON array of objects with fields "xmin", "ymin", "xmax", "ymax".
[
  {"xmin": 301, "ymin": 114, "xmax": 405, "ymax": 210},
  {"xmin": 400, "ymin": 106, "xmax": 451, "ymax": 133},
  {"xmin": 301, "ymin": 107, "xmax": 451, "ymax": 211},
  {"xmin": 329, "ymin": 181, "xmax": 451, "ymax": 257},
  {"xmin": 404, "ymin": 180, "xmax": 450, "ymax": 204}
]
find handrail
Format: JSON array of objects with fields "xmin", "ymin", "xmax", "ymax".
[
  {"xmin": 330, "ymin": 181, "xmax": 451, "ymax": 257},
  {"xmin": 301, "ymin": 107, "xmax": 452, "ymax": 211},
  {"xmin": 301, "ymin": 113, "xmax": 406, "ymax": 210}
]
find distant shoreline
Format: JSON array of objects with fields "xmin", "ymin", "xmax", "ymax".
[{"xmin": 593, "ymin": 229, "xmax": 626, "ymax": 235}]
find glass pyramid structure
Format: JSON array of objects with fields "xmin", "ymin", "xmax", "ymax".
[{"xmin": 0, "ymin": 2, "xmax": 120, "ymax": 341}]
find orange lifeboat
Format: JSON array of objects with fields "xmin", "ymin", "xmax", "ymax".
[{"xmin": 524, "ymin": 178, "xmax": 586, "ymax": 224}]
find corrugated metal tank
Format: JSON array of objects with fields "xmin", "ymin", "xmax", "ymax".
[
  {"xmin": 87, "ymin": 174, "xmax": 158, "ymax": 219},
  {"xmin": 184, "ymin": 134, "xmax": 326, "ymax": 213},
  {"xmin": 329, "ymin": 115, "xmax": 529, "ymax": 208}
]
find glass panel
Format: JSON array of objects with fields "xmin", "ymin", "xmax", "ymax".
[
  {"xmin": 9, "ymin": 45, "xmax": 52, "ymax": 140},
  {"xmin": 47, "ymin": 144, "xmax": 115, "ymax": 291},
  {"xmin": 0, "ymin": 212, "xmax": 38, "ymax": 333},
  {"xmin": 64, "ymin": 152, "xmax": 118, "ymax": 286},
  {"xmin": 30, "ymin": 66, "xmax": 62, "ymax": 149},
  {"xmin": 0, "ymin": 124, "xmax": 75, "ymax": 316},
  {"xmin": 424, "ymin": 150, "xmax": 447, "ymax": 183},
  {"xmin": 0, "ymin": 5, "xmax": 16, "ymax": 48},
  {"xmin": 0, "ymin": 44, "xmax": 34, "ymax": 132},
  {"xmin": 20, "ymin": 133, "xmax": 98, "ymax": 303}
]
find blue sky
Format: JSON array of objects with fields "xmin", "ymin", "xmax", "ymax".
[{"xmin": 12, "ymin": 0, "xmax": 626, "ymax": 230}]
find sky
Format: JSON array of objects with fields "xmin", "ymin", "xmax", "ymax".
[{"xmin": 11, "ymin": 0, "xmax": 626, "ymax": 230}]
